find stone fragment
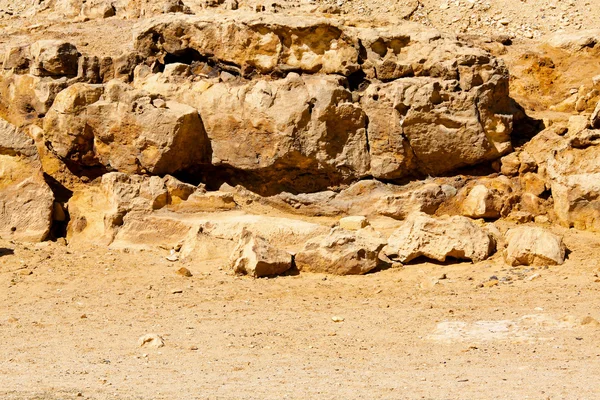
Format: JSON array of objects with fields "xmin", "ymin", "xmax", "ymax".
[
  {"xmin": 384, "ymin": 212, "xmax": 495, "ymax": 263},
  {"xmin": 138, "ymin": 333, "xmax": 165, "ymax": 348},
  {"xmin": 295, "ymin": 227, "xmax": 387, "ymax": 275},
  {"xmin": 568, "ymin": 115, "xmax": 590, "ymax": 134},
  {"xmin": 229, "ymin": 228, "xmax": 292, "ymax": 277},
  {"xmin": 339, "ymin": 216, "xmax": 369, "ymax": 230},
  {"xmin": 505, "ymin": 226, "xmax": 566, "ymax": 266}
]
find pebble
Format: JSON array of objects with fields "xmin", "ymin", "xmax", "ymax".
[
  {"xmin": 331, "ymin": 316, "xmax": 345, "ymax": 322},
  {"xmin": 138, "ymin": 333, "xmax": 165, "ymax": 348},
  {"xmin": 177, "ymin": 267, "xmax": 193, "ymax": 277}
]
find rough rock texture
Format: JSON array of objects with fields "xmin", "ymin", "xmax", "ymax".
[
  {"xmin": 43, "ymin": 80, "xmax": 210, "ymax": 175},
  {"xmin": 294, "ymin": 227, "xmax": 387, "ymax": 275},
  {"xmin": 229, "ymin": 228, "xmax": 292, "ymax": 277},
  {"xmin": 0, "ymin": 120, "xmax": 54, "ymax": 241},
  {"xmin": 505, "ymin": 226, "xmax": 566, "ymax": 266},
  {"xmin": 130, "ymin": 13, "xmax": 514, "ymax": 192},
  {"xmin": 384, "ymin": 212, "xmax": 495, "ymax": 263}
]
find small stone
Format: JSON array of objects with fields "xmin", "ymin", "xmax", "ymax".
[
  {"xmin": 171, "ymin": 289, "xmax": 183, "ymax": 294},
  {"xmin": 176, "ymin": 267, "xmax": 192, "ymax": 277},
  {"xmin": 483, "ymin": 279, "xmax": 499, "ymax": 288},
  {"xmin": 190, "ymin": 345, "xmax": 199, "ymax": 351},
  {"xmin": 339, "ymin": 216, "xmax": 369, "ymax": 230},
  {"xmin": 581, "ymin": 316, "xmax": 600, "ymax": 327},
  {"xmin": 166, "ymin": 249, "xmax": 179, "ymax": 262},
  {"xmin": 526, "ymin": 273, "xmax": 541, "ymax": 281},
  {"xmin": 138, "ymin": 333, "xmax": 165, "ymax": 348},
  {"xmin": 331, "ymin": 316, "xmax": 345, "ymax": 322},
  {"xmin": 80, "ymin": 314, "xmax": 87, "ymax": 319}
]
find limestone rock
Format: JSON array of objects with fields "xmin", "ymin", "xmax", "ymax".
[
  {"xmin": 229, "ymin": 228, "xmax": 292, "ymax": 277},
  {"xmin": 339, "ymin": 216, "xmax": 369, "ymax": 230},
  {"xmin": 67, "ymin": 172, "xmax": 173, "ymax": 246},
  {"xmin": 135, "ymin": 71, "xmax": 369, "ymax": 194},
  {"xmin": 384, "ymin": 212, "xmax": 495, "ymax": 263},
  {"xmin": 459, "ymin": 177, "xmax": 515, "ymax": 219},
  {"xmin": 544, "ymin": 128, "xmax": 600, "ymax": 231},
  {"xmin": 294, "ymin": 227, "xmax": 387, "ymax": 275},
  {"xmin": 0, "ymin": 119, "xmax": 54, "ymax": 242},
  {"xmin": 44, "ymin": 80, "xmax": 210, "ymax": 175},
  {"xmin": 505, "ymin": 227, "xmax": 566, "ymax": 266},
  {"xmin": 134, "ymin": 14, "xmax": 361, "ymax": 76},
  {"xmin": 30, "ymin": 41, "xmax": 80, "ymax": 77},
  {"xmin": 362, "ymin": 76, "xmax": 513, "ymax": 178}
]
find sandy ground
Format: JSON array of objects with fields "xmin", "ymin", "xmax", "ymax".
[{"xmin": 1, "ymin": 222, "xmax": 600, "ymax": 399}]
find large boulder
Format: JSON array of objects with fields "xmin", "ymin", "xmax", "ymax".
[
  {"xmin": 362, "ymin": 76, "xmax": 513, "ymax": 179},
  {"xmin": 504, "ymin": 226, "xmax": 566, "ymax": 266},
  {"xmin": 229, "ymin": 229, "xmax": 292, "ymax": 277},
  {"xmin": 0, "ymin": 120, "xmax": 54, "ymax": 241},
  {"xmin": 384, "ymin": 212, "xmax": 495, "ymax": 263},
  {"xmin": 135, "ymin": 71, "xmax": 370, "ymax": 194},
  {"xmin": 43, "ymin": 80, "xmax": 210, "ymax": 175},
  {"xmin": 294, "ymin": 227, "xmax": 387, "ymax": 275}
]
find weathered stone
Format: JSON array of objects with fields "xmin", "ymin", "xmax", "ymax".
[
  {"xmin": 339, "ymin": 216, "xmax": 369, "ymax": 230},
  {"xmin": 135, "ymin": 14, "xmax": 361, "ymax": 76},
  {"xmin": 384, "ymin": 212, "xmax": 494, "ymax": 263},
  {"xmin": 0, "ymin": 119, "xmax": 54, "ymax": 242},
  {"xmin": 500, "ymin": 152, "xmax": 521, "ymax": 176},
  {"xmin": 29, "ymin": 41, "xmax": 80, "ymax": 77},
  {"xmin": 0, "ymin": 73, "xmax": 69, "ymax": 126},
  {"xmin": 568, "ymin": 115, "xmax": 590, "ymax": 135},
  {"xmin": 136, "ymin": 71, "xmax": 369, "ymax": 194},
  {"xmin": 362, "ymin": 76, "xmax": 513, "ymax": 178},
  {"xmin": 229, "ymin": 228, "xmax": 292, "ymax": 277},
  {"xmin": 459, "ymin": 177, "xmax": 515, "ymax": 219},
  {"xmin": 67, "ymin": 172, "xmax": 171, "ymax": 246},
  {"xmin": 505, "ymin": 226, "xmax": 566, "ymax": 266},
  {"xmin": 295, "ymin": 227, "xmax": 387, "ymax": 275},
  {"xmin": 44, "ymin": 80, "xmax": 210, "ymax": 174}
]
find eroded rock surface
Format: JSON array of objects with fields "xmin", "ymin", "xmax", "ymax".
[{"xmin": 0, "ymin": 120, "xmax": 54, "ymax": 241}]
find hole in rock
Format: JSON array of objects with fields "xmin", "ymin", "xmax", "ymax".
[
  {"xmin": 43, "ymin": 173, "xmax": 73, "ymax": 239},
  {"xmin": 347, "ymin": 69, "xmax": 369, "ymax": 92}
]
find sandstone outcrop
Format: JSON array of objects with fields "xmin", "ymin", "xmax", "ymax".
[
  {"xmin": 504, "ymin": 226, "xmax": 566, "ymax": 266},
  {"xmin": 384, "ymin": 212, "xmax": 495, "ymax": 263},
  {"xmin": 294, "ymin": 227, "xmax": 387, "ymax": 275},
  {"xmin": 0, "ymin": 120, "xmax": 54, "ymax": 242}
]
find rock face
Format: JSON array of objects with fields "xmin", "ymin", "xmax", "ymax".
[
  {"xmin": 544, "ymin": 128, "xmax": 600, "ymax": 231},
  {"xmin": 43, "ymin": 80, "xmax": 210, "ymax": 175},
  {"xmin": 0, "ymin": 120, "xmax": 54, "ymax": 242},
  {"xmin": 505, "ymin": 227, "xmax": 566, "ymax": 266},
  {"xmin": 294, "ymin": 227, "xmax": 387, "ymax": 275},
  {"xmin": 229, "ymin": 229, "xmax": 292, "ymax": 277},
  {"xmin": 384, "ymin": 212, "xmax": 495, "ymax": 263},
  {"xmin": 130, "ymin": 13, "xmax": 514, "ymax": 192}
]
